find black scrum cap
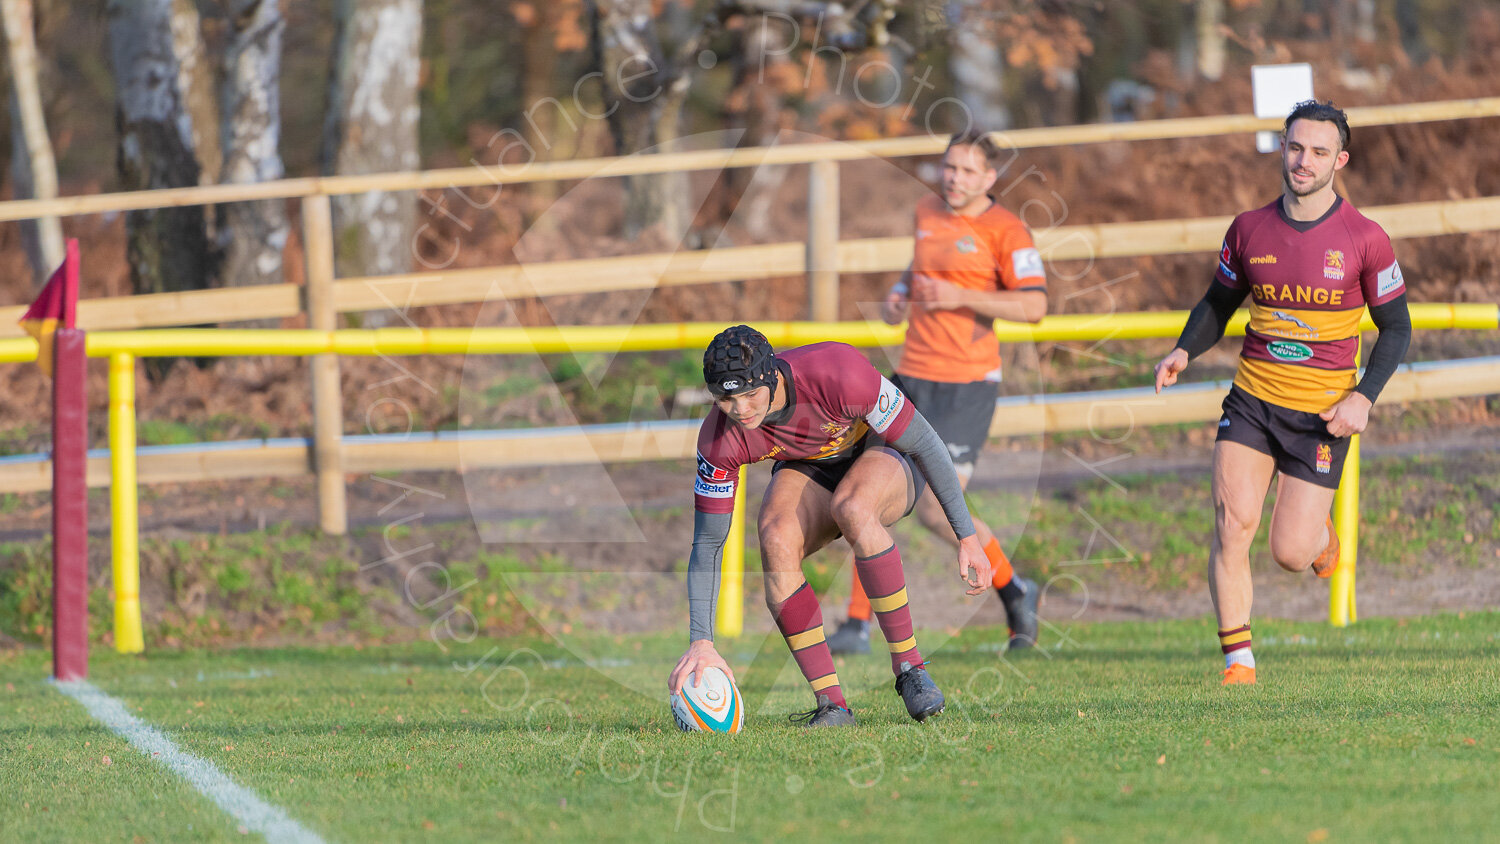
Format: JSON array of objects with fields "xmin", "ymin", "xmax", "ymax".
[{"xmin": 703, "ymin": 325, "xmax": 777, "ymax": 398}]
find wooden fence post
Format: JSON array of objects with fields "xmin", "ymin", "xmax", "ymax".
[
  {"xmin": 806, "ymin": 160, "xmax": 840, "ymax": 322},
  {"xmin": 302, "ymin": 194, "xmax": 347, "ymax": 535}
]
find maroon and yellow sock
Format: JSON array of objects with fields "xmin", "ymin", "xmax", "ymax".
[
  {"xmin": 846, "ymin": 565, "xmax": 872, "ymax": 622},
  {"xmin": 773, "ymin": 582, "xmax": 846, "ymax": 707},
  {"xmin": 1219, "ymin": 624, "xmax": 1254, "ymax": 667},
  {"xmin": 855, "ymin": 544, "xmax": 923, "ymax": 675}
]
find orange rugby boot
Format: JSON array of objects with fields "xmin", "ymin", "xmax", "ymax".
[
  {"xmin": 1311, "ymin": 516, "xmax": 1340, "ymax": 579},
  {"xmin": 1221, "ymin": 663, "xmax": 1256, "ymax": 686}
]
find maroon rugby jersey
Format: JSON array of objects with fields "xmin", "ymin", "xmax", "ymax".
[
  {"xmin": 693, "ymin": 343, "xmax": 915, "ymax": 514},
  {"xmin": 1214, "ymin": 197, "xmax": 1405, "ymax": 412}
]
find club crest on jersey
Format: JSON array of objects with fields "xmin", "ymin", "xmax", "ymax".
[
  {"xmin": 1323, "ymin": 249, "xmax": 1345, "ymax": 281},
  {"xmin": 1315, "ymin": 443, "xmax": 1333, "ymax": 474},
  {"xmin": 955, "ymin": 236, "xmax": 978, "ymax": 254}
]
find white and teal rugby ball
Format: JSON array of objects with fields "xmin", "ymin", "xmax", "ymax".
[{"xmin": 669, "ymin": 667, "xmax": 744, "ymax": 733}]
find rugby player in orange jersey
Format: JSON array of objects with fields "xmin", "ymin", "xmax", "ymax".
[
  {"xmin": 826, "ymin": 129, "xmax": 1048, "ymax": 656},
  {"xmin": 667, "ymin": 326, "xmax": 991, "ymax": 726},
  {"xmin": 1153, "ymin": 101, "xmax": 1411, "ymax": 686}
]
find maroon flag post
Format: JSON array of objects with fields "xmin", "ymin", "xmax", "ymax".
[{"xmin": 21, "ymin": 240, "xmax": 87, "ymax": 680}]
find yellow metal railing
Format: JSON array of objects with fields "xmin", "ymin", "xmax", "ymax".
[{"xmin": 0, "ymin": 301, "xmax": 1493, "ymax": 364}]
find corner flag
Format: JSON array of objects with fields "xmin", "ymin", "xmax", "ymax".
[{"xmin": 19, "ymin": 238, "xmax": 79, "ymax": 376}]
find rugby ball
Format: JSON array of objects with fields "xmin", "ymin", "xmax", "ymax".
[{"xmin": 669, "ymin": 667, "xmax": 744, "ymax": 733}]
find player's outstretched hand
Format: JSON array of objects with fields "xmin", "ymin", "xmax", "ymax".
[
  {"xmin": 1154, "ymin": 348, "xmax": 1189, "ymax": 393},
  {"xmin": 668, "ymin": 639, "xmax": 734, "ymax": 696},
  {"xmin": 957, "ymin": 535, "xmax": 992, "ymax": 596},
  {"xmin": 1318, "ymin": 391, "xmax": 1372, "ymax": 438}
]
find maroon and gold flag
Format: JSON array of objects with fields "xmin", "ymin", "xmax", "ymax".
[{"xmin": 19, "ymin": 239, "xmax": 79, "ymax": 377}]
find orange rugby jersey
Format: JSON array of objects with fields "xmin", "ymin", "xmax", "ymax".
[
  {"xmin": 1215, "ymin": 197, "xmax": 1406, "ymax": 413},
  {"xmin": 897, "ymin": 195, "xmax": 1046, "ymax": 384}
]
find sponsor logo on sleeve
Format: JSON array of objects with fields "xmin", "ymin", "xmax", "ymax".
[
  {"xmin": 1011, "ymin": 247, "xmax": 1044, "ymax": 279},
  {"xmin": 694, "ymin": 477, "xmax": 736, "ymax": 499},
  {"xmin": 865, "ymin": 378, "xmax": 906, "ymax": 434},
  {"xmin": 696, "ymin": 453, "xmax": 731, "ymax": 482},
  {"xmin": 1218, "ymin": 242, "xmax": 1237, "ymax": 281},
  {"xmin": 1376, "ymin": 260, "xmax": 1405, "ymax": 298}
]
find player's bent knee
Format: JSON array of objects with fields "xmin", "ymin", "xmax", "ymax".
[
  {"xmin": 756, "ymin": 518, "xmax": 804, "ymax": 569},
  {"xmin": 1269, "ymin": 535, "xmax": 1316, "ymax": 572},
  {"xmin": 1215, "ymin": 508, "xmax": 1260, "ymax": 547},
  {"xmin": 827, "ymin": 490, "xmax": 869, "ymax": 535}
]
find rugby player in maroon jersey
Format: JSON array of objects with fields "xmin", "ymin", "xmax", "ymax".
[
  {"xmin": 1153, "ymin": 101, "xmax": 1411, "ymax": 685},
  {"xmin": 667, "ymin": 326, "xmax": 990, "ymax": 725}
]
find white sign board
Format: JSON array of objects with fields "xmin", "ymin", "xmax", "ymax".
[{"xmin": 1251, "ymin": 63, "xmax": 1314, "ymax": 153}]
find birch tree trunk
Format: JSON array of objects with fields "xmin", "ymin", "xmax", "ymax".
[
  {"xmin": 321, "ymin": 0, "xmax": 423, "ymax": 300},
  {"xmin": 1196, "ymin": 0, "xmax": 1225, "ymax": 81},
  {"xmin": 217, "ymin": 0, "xmax": 289, "ymax": 303},
  {"xmin": 590, "ymin": 0, "xmax": 689, "ymax": 240},
  {"xmin": 2, "ymin": 0, "xmax": 64, "ymax": 283},
  {"xmin": 948, "ymin": 0, "xmax": 1010, "ymax": 132},
  {"xmin": 726, "ymin": 12, "xmax": 795, "ymax": 241},
  {"xmin": 106, "ymin": 0, "xmax": 213, "ymax": 297}
]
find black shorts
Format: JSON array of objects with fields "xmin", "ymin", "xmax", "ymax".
[
  {"xmin": 772, "ymin": 435, "xmax": 926, "ymax": 518},
  {"xmin": 1215, "ymin": 385, "xmax": 1350, "ymax": 489},
  {"xmin": 890, "ymin": 373, "xmax": 998, "ymax": 474}
]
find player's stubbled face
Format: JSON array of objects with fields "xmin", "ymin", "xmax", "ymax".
[
  {"xmin": 940, "ymin": 144, "xmax": 995, "ymax": 211},
  {"xmin": 1281, "ymin": 119, "xmax": 1345, "ymax": 198},
  {"xmin": 715, "ymin": 386, "xmax": 772, "ymax": 430}
]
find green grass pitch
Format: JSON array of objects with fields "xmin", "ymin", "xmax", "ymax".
[{"xmin": 3, "ymin": 613, "xmax": 1499, "ymax": 842}]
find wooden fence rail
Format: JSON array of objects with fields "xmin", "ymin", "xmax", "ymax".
[
  {"xmin": 2, "ymin": 96, "xmax": 1498, "ymax": 223},
  {"xmin": 3, "ymin": 193, "xmax": 1500, "ymax": 339}
]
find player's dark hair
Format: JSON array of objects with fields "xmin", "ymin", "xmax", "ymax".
[
  {"xmin": 946, "ymin": 128, "xmax": 1001, "ymax": 169},
  {"xmin": 1284, "ymin": 99, "xmax": 1351, "ymax": 152},
  {"xmin": 703, "ymin": 325, "xmax": 777, "ymax": 398}
]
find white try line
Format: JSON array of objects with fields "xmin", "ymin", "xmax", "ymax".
[{"xmin": 52, "ymin": 679, "xmax": 326, "ymax": 844}]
